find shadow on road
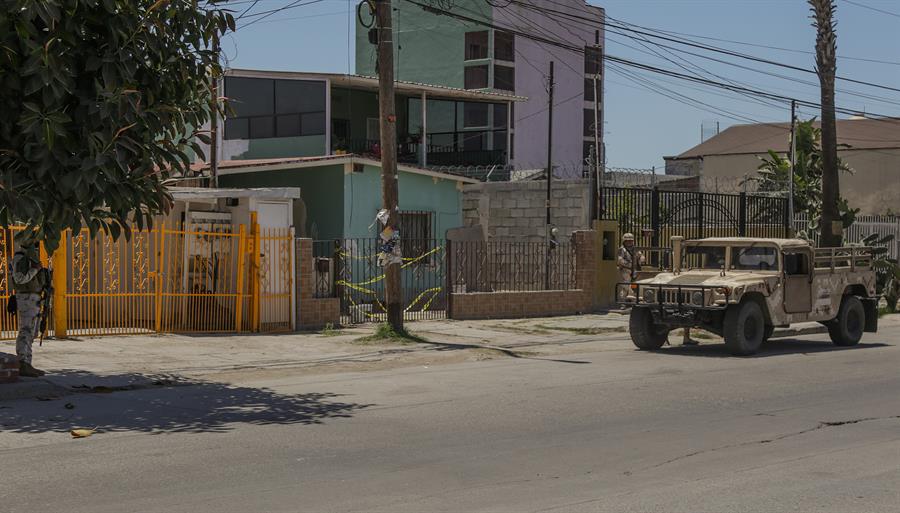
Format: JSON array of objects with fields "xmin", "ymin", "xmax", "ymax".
[
  {"xmin": 0, "ymin": 371, "xmax": 371, "ymax": 435},
  {"xmin": 650, "ymin": 339, "xmax": 891, "ymax": 358}
]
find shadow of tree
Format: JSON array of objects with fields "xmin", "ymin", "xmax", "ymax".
[
  {"xmin": 652, "ymin": 339, "xmax": 891, "ymax": 358},
  {"xmin": 0, "ymin": 371, "xmax": 371, "ymax": 435}
]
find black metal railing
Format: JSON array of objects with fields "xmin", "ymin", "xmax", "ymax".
[
  {"xmin": 311, "ymin": 240, "xmax": 338, "ymax": 299},
  {"xmin": 449, "ymin": 240, "xmax": 577, "ymax": 292},
  {"xmin": 333, "ymin": 139, "xmax": 505, "ymax": 168}
]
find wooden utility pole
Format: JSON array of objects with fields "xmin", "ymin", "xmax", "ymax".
[
  {"xmin": 209, "ymin": 32, "xmax": 220, "ymax": 188},
  {"xmin": 592, "ymin": 72, "xmax": 601, "ymax": 220},
  {"xmin": 375, "ymin": 0, "xmax": 403, "ymax": 330},
  {"xmin": 810, "ymin": 0, "xmax": 841, "ymax": 246},
  {"xmin": 544, "ymin": 61, "xmax": 554, "ymax": 291}
]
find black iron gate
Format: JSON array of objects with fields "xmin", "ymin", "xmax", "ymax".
[
  {"xmin": 600, "ymin": 187, "xmax": 789, "ymax": 246},
  {"xmin": 326, "ymin": 238, "xmax": 447, "ymax": 324}
]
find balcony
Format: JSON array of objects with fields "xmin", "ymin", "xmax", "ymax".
[{"xmin": 333, "ymin": 138, "xmax": 506, "ymax": 168}]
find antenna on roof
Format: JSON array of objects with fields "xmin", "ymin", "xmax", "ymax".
[{"xmin": 701, "ymin": 119, "xmax": 720, "ymax": 143}]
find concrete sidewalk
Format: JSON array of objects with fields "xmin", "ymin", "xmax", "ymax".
[{"xmin": 3, "ymin": 311, "xmax": 892, "ymax": 402}]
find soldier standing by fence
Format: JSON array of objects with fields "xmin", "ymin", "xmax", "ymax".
[
  {"xmin": 9, "ymin": 240, "xmax": 49, "ymax": 377},
  {"xmin": 617, "ymin": 233, "xmax": 644, "ymax": 284}
]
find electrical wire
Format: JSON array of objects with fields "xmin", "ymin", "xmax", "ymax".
[{"xmin": 843, "ymin": 0, "xmax": 900, "ymax": 18}]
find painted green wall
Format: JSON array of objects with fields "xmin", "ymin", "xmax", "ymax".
[
  {"xmin": 218, "ymin": 164, "xmax": 345, "ymax": 240},
  {"xmin": 355, "ymin": 0, "xmax": 492, "ymax": 88},
  {"xmin": 224, "ymin": 135, "xmax": 326, "ymax": 160},
  {"xmin": 343, "ymin": 164, "xmax": 463, "ymax": 239}
]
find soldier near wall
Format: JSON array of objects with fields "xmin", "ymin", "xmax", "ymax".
[
  {"xmin": 10, "ymin": 240, "xmax": 49, "ymax": 377},
  {"xmin": 616, "ymin": 233, "xmax": 644, "ymax": 283}
]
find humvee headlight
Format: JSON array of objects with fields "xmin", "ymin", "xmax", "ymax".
[
  {"xmin": 643, "ymin": 289, "xmax": 656, "ymax": 303},
  {"xmin": 714, "ymin": 286, "xmax": 731, "ymax": 295},
  {"xmin": 691, "ymin": 291, "xmax": 705, "ymax": 305}
]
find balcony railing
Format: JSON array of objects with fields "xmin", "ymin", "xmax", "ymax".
[{"xmin": 332, "ymin": 138, "xmax": 506, "ymax": 168}]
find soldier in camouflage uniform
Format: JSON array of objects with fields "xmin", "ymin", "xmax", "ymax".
[{"xmin": 10, "ymin": 240, "xmax": 48, "ymax": 377}]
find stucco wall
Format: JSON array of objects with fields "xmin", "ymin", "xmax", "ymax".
[
  {"xmin": 462, "ymin": 179, "xmax": 590, "ymax": 242},
  {"xmin": 690, "ymin": 149, "xmax": 900, "ymax": 215},
  {"xmin": 221, "ymin": 135, "xmax": 327, "ymax": 161}
]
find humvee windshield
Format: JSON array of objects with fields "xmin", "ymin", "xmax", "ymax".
[{"xmin": 685, "ymin": 246, "xmax": 726, "ymax": 270}]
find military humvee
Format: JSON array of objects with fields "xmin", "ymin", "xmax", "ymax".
[{"xmin": 618, "ymin": 237, "xmax": 879, "ymax": 356}]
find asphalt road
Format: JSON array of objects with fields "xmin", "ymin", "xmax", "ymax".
[{"xmin": 2, "ymin": 325, "xmax": 899, "ymax": 513}]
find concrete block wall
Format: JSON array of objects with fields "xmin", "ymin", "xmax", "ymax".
[
  {"xmin": 462, "ymin": 179, "xmax": 590, "ymax": 242},
  {"xmin": 295, "ymin": 239, "xmax": 341, "ymax": 329},
  {"xmin": 449, "ymin": 230, "xmax": 599, "ymax": 320}
]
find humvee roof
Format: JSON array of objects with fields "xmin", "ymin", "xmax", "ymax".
[{"xmin": 685, "ymin": 237, "xmax": 810, "ymax": 250}]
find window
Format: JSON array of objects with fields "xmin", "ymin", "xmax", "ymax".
[
  {"xmin": 462, "ymin": 131, "xmax": 486, "ymax": 151},
  {"xmin": 465, "ymin": 31, "xmax": 489, "ymax": 60},
  {"xmin": 731, "ymin": 246, "xmax": 778, "ymax": 271},
  {"xmin": 463, "ymin": 103, "xmax": 489, "ymax": 128},
  {"xmin": 583, "ymin": 141, "xmax": 598, "ymax": 161},
  {"xmin": 223, "ymin": 76, "xmax": 326, "ymax": 140},
  {"xmin": 584, "ymin": 77, "xmax": 601, "ymax": 102},
  {"xmin": 584, "ymin": 108, "xmax": 597, "ymax": 137},
  {"xmin": 464, "ymin": 65, "xmax": 489, "ymax": 89},
  {"xmin": 494, "ymin": 30, "xmax": 515, "ymax": 61},
  {"xmin": 399, "ymin": 211, "xmax": 433, "ymax": 263},
  {"xmin": 784, "ymin": 253, "xmax": 809, "ymax": 275},
  {"xmin": 493, "ymin": 65, "xmax": 515, "ymax": 92},
  {"xmin": 494, "ymin": 103, "xmax": 508, "ymax": 128},
  {"xmin": 366, "ymin": 118, "xmax": 380, "ymax": 141},
  {"xmin": 685, "ymin": 246, "xmax": 726, "ymax": 270},
  {"xmin": 584, "ymin": 46, "xmax": 602, "ymax": 75}
]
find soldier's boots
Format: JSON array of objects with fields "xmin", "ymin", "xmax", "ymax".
[{"xmin": 19, "ymin": 362, "xmax": 46, "ymax": 378}]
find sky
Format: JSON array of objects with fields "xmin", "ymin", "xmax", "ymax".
[{"xmin": 224, "ymin": 0, "xmax": 900, "ymax": 170}]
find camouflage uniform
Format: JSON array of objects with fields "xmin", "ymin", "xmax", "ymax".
[
  {"xmin": 617, "ymin": 246, "xmax": 644, "ymax": 284},
  {"xmin": 11, "ymin": 248, "xmax": 47, "ymax": 365}
]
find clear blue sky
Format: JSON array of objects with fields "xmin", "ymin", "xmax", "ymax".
[{"xmin": 224, "ymin": 0, "xmax": 900, "ymax": 170}]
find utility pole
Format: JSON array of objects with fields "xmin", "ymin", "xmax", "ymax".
[
  {"xmin": 789, "ymin": 99, "xmax": 797, "ymax": 235},
  {"xmin": 209, "ymin": 32, "xmax": 220, "ymax": 188},
  {"xmin": 545, "ymin": 61, "xmax": 554, "ymax": 291},
  {"xmin": 375, "ymin": 0, "xmax": 403, "ymax": 330},
  {"xmin": 592, "ymin": 72, "xmax": 601, "ymax": 220}
]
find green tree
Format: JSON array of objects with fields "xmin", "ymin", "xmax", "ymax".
[
  {"xmin": 0, "ymin": 0, "xmax": 234, "ymax": 252},
  {"xmin": 747, "ymin": 119, "xmax": 857, "ymax": 239}
]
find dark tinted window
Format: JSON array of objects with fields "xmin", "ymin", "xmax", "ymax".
[
  {"xmin": 584, "ymin": 46, "xmax": 602, "ymax": 75},
  {"xmin": 276, "ymin": 114, "xmax": 301, "ymax": 137},
  {"xmin": 465, "ymin": 31, "xmax": 489, "ymax": 60},
  {"xmin": 494, "ymin": 103, "xmax": 508, "ymax": 128},
  {"xmin": 224, "ymin": 118, "xmax": 249, "ymax": 140},
  {"xmin": 275, "ymin": 80, "xmax": 326, "ymax": 114},
  {"xmin": 494, "ymin": 31, "xmax": 514, "ymax": 61},
  {"xmin": 584, "ymin": 108, "xmax": 597, "ymax": 137},
  {"xmin": 493, "ymin": 65, "xmax": 515, "ymax": 92},
  {"xmin": 464, "ymin": 65, "xmax": 488, "ymax": 89},
  {"xmin": 301, "ymin": 112, "xmax": 326, "ymax": 135},
  {"xmin": 250, "ymin": 116, "xmax": 274, "ymax": 139},
  {"xmin": 785, "ymin": 253, "xmax": 809, "ymax": 275},
  {"xmin": 462, "ymin": 131, "xmax": 485, "ymax": 151},
  {"xmin": 225, "ymin": 77, "xmax": 274, "ymax": 117},
  {"xmin": 463, "ymin": 103, "xmax": 489, "ymax": 128}
]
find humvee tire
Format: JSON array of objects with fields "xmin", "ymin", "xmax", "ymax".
[
  {"xmin": 724, "ymin": 300, "xmax": 765, "ymax": 356},
  {"xmin": 629, "ymin": 308, "xmax": 669, "ymax": 350},
  {"xmin": 829, "ymin": 295, "xmax": 864, "ymax": 347},
  {"xmin": 763, "ymin": 324, "xmax": 774, "ymax": 342}
]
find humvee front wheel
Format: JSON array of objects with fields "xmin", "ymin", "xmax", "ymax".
[
  {"xmin": 829, "ymin": 296, "xmax": 864, "ymax": 347},
  {"xmin": 724, "ymin": 300, "xmax": 765, "ymax": 356},
  {"xmin": 629, "ymin": 307, "xmax": 669, "ymax": 350}
]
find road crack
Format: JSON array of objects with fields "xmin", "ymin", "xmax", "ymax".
[{"xmin": 627, "ymin": 414, "xmax": 900, "ymax": 475}]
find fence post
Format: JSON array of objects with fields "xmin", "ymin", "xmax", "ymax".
[
  {"xmin": 445, "ymin": 238, "xmax": 453, "ymax": 319},
  {"xmin": 154, "ymin": 223, "xmax": 165, "ymax": 333},
  {"xmin": 783, "ymin": 195, "xmax": 790, "ymax": 238},
  {"xmin": 738, "ymin": 192, "xmax": 747, "ymax": 237},
  {"xmin": 650, "ymin": 187, "xmax": 660, "ymax": 248},
  {"xmin": 697, "ymin": 192, "xmax": 705, "ymax": 239},
  {"xmin": 51, "ymin": 235, "xmax": 67, "ymax": 338},
  {"xmin": 249, "ymin": 212, "xmax": 261, "ymax": 332},
  {"xmin": 234, "ymin": 224, "xmax": 246, "ymax": 332}
]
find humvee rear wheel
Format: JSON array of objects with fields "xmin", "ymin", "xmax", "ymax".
[
  {"xmin": 829, "ymin": 296, "xmax": 864, "ymax": 347},
  {"xmin": 629, "ymin": 307, "xmax": 669, "ymax": 350},
  {"xmin": 724, "ymin": 300, "xmax": 765, "ymax": 356}
]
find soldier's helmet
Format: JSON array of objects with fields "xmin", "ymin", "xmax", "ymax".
[
  {"xmin": 622, "ymin": 233, "xmax": 635, "ymax": 242},
  {"xmin": 12, "ymin": 232, "xmax": 39, "ymax": 259}
]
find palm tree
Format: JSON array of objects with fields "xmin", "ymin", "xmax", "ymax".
[{"xmin": 810, "ymin": 0, "xmax": 841, "ymax": 247}]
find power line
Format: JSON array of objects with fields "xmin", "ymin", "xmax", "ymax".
[
  {"xmin": 843, "ymin": 0, "xmax": 900, "ymax": 18},
  {"xmin": 508, "ymin": 0, "xmax": 900, "ymax": 94},
  {"xmin": 236, "ymin": 0, "xmax": 262, "ymax": 19},
  {"xmin": 238, "ymin": 0, "xmax": 325, "ymax": 28}
]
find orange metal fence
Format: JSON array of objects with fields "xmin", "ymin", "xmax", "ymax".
[{"xmin": 0, "ymin": 222, "xmax": 293, "ymax": 339}]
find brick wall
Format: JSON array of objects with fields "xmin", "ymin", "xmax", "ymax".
[
  {"xmin": 0, "ymin": 353, "xmax": 19, "ymax": 384},
  {"xmin": 295, "ymin": 239, "xmax": 341, "ymax": 329},
  {"xmin": 449, "ymin": 230, "xmax": 599, "ymax": 320}
]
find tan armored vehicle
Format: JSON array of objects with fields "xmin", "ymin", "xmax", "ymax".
[{"xmin": 618, "ymin": 237, "xmax": 879, "ymax": 356}]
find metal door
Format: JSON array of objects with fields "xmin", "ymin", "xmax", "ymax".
[{"xmin": 783, "ymin": 250, "xmax": 812, "ymax": 314}]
